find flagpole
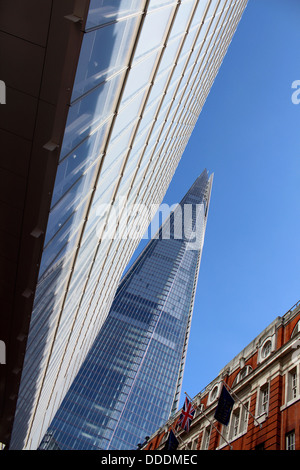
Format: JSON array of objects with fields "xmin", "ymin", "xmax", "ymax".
[
  {"xmin": 170, "ymin": 423, "xmax": 184, "ymax": 444},
  {"xmin": 222, "ymin": 381, "xmax": 262, "ymax": 429},
  {"xmin": 184, "ymin": 391, "xmax": 233, "ymax": 450}
]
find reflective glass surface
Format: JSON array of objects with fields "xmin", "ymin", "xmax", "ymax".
[
  {"xmin": 10, "ymin": 0, "xmax": 248, "ymax": 450},
  {"xmin": 44, "ymin": 171, "xmax": 213, "ymax": 450}
]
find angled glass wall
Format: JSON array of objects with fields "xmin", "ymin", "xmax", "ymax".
[{"xmin": 10, "ymin": 0, "xmax": 248, "ymax": 449}]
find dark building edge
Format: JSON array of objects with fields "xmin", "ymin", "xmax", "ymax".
[{"xmin": 0, "ymin": 0, "xmax": 90, "ymax": 447}]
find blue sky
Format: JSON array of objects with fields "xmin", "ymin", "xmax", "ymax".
[{"xmin": 127, "ymin": 0, "xmax": 300, "ymax": 405}]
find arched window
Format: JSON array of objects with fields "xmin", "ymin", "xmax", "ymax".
[
  {"xmin": 291, "ymin": 320, "xmax": 300, "ymax": 338},
  {"xmin": 232, "ymin": 365, "xmax": 253, "ymax": 386},
  {"xmin": 262, "ymin": 340, "xmax": 272, "ymax": 358},
  {"xmin": 211, "ymin": 386, "xmax": 219, "ymax": 400},
  {"xmin": 208, "ymin": 384, "xmax": 220, "ymax": 403}
]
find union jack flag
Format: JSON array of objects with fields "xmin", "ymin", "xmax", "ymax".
[{"xmin": 177, "ymin": 397, "xmax": 195, "ymax": 432}]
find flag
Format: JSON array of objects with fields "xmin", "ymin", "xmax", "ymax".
[
  {"xmin": 214, "ymin": 385, "xmax": 235, "ymax": 426},
  {"xmin": 177, "ymin": 397, "xmax": 195, "ymax": 432},
  {"xmin": 164, "ymin": 430, "xmax": 179, "ymax": 451}
]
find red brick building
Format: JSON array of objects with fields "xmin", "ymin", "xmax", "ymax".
[{"xmin": 143, "ymin": 300, "xmax": 300, "ymax": 451}]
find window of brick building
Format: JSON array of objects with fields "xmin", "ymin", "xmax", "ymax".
[
  {"xmin": 191, "ymin": 437, "xmax": 198, "ymax": 450},
  {"xmin": 219, "ymin": 401, "xmax": 250, "ymax": 447},
  {"xmin": 255, "ymin": 442, "xmax": 265, "ymax": 450},
  {"xmin": 201, "ymin": 426, "xmax": 211, "ymax": 450},
  {"xmin": 291, "ymin": 320, "xmax": 300, "ymax": 338},
  {"xmin": 240, "ymin": 401, "xmax": 249, "ymax": 433},
  {"xmin": 286, "ymin": 431, "xmax": 295, "ymax": 450},
  {"xmin": 262, "ymin": 340, "xmax": 272, "ymax": 358},
  {"xmin": 231, "ymin": 409, "xmax": 240, "ymax": 439},
  {"xmin": 185, "ymin": 441, "xmax": 192, "ymax": 450},
  {"xmin": 287, "ymin": 367, "xmax": 298, "ymax": 402},
  {"xmin": 232, "ymin": 366, "xmax": 253, "ymax": 386},
  {"xmin": 259, "ymin": 383, "xmax": 269, "ymax": 415}
]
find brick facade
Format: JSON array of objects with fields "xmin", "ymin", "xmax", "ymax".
[{"xmin": 143, "ymin": 301, "xmax": 300, "ymax": 451}]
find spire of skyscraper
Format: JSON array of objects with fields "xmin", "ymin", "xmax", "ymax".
[{"xmin": 40, "ymin": 170, "xmax": 213, "ymax": 450}]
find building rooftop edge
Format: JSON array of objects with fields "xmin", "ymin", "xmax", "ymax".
[{"xmin": 217, "ymin": 299, "xmax": 300, "ymax": 378}]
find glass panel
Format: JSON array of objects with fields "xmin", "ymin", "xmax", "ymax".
[
  {"xmin": 216, "ymin": 0, "xmax": 228, "ymax": 16},
  {"xmin": 150, "ymin": 69, "xmax": 172, "ymax": 109},
  {"xmin": 196, "ymin": 16, "xmax": 212, "ymax": 46},
  {"xmin": 206, "ymin": 9, "xmax": 222, "ymax": 40},
  {"xmin": 44, "ymin": 205, "xmax": 83, "ymax": 257},
  {"xmin": 157, "ymin": 34, "xmax": 183, "ymax": 78},
  {"xmin": 53, "ymin": 137, "xmax": 104, "ymax": 208},
  {"xmin": 72, "ymin": 16, "xmax": 140, "ymax": 100},
  {"xmin": 133, "ymin": 4, "xmax": 175, "ymax": 63},
  {"xmin": 99, "ymin": 131, "xmax": 132, "ymax": 179},
  {"xmin": 179, "ymin": 25, "xmax": 198, "ymax": 59},
  {"xmin": 188, "ymin": 40, "xmax": 205, "ymax": 69},
  {"xmin": 138, "ymin": 98, "xmax": 160, "ymax": 136},
  {"xmin": 111, "ymin": 87, "xmax": 149, "ymax": 141},
  {"xmin": 45, "ymin": 161, "xmax": 98, "ymax": 246},
  {"xmin": 60, "ymin": 111, "xmax": 111, "ymax": 162},
  {"xmin": 62, "ymin": 72, "xmax": 124, "ymax": 155},
  {"xmin": 110, "ymin": 118, "xmax": 137, "ymax": 147},
  {"xmin": 80, "ymin": 197, "xmax": 110, "ymax": 247},
  {"xmin": 86, "ymin": 0, "xmax": 144, "ymax": 30},
  {"xmin": 34, "ymin": 255, "xmax": 73, "ymax": 317},
  {"xmin": 177, "ymin": 61, "xmax": 195, "ymax": 97},
  {"xmin": 121, "ymin": 51, "xmax": 158, "ymax": 104},
  {"xmin": 122, "ymin": 141, "xmax": 144, "ymax": 181},
  {"xmin": 39, "ymin": 215, "xmax": 84, "ymax": 278},
  {"xmin": 148, "ymin": 0, "xmax": 176, "ymax": 10},
  {"xmin": 169, "ymin": 0, "xmax": 195, "ymax": 40},
  {"xmin": 189, "ymin": 0, "xmax": 209, "ymax": 31},
  {"xmin": 92, "ymin": 165, "xmax": 121, "ymax": 208},
  {"xmin": 205, "ymin": 0, "xmax": 219, "ymax": 20}
]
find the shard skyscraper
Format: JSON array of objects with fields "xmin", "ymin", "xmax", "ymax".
[{"xmin": 40, "ymin": 169, "xmax": 213, "ymax": 450}]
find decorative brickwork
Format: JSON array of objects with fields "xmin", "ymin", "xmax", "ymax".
[{"xmin": 144, "ymin": 302, "xmax": 300, "ymax": 451}]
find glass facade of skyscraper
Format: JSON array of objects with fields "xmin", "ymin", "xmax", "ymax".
[
  {"xmin": 9, "ymin": 0, "xmax": 248, "ymax": 449},
  {"xmin": 42, "ymin": 170, "xmax": 213, "ymax": 450}
]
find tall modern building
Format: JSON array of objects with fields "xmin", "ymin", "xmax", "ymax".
[
  {"xmin": 40, "ymin": 170, "xmax": 213, "ymax": 450},
  {"xmin": 0, "ymin": 0, "xmax": 248, "ymax": 449}
]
